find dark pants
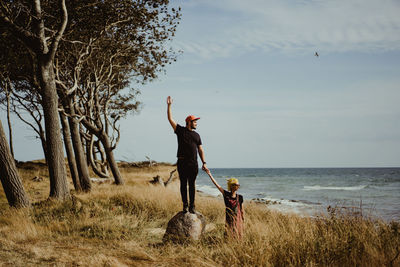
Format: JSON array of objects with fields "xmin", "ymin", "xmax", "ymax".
[{"xmin": 177, "ymin": 159, "xmax": 198, "ymax": 208}]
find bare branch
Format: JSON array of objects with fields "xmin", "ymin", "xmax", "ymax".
[
  {"xmin": 11, "ymin": 103, "xmax": 42, "ymax": 138},
  {"xmin": 12, "ymin": 92, "xmax": 42, "ymax": 127},
  {"xmin": 49, "ymin": 0, "xmax": 68, "ymax": 61},
  {"xmin": 32, "ymin": 0, "xmax": 49, "ymax": 55},
  {"xmin": 87, "ymin": 135, "xmax": 109, "ymax": 178},
  {"xmin": 164, "ymin": 169, "xmax": 177, "ymax": 186},
  {"xmin": 0, "ymin": 9, "xmax": 37, "ymax": 49}
]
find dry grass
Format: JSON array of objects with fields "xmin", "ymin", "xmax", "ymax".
[{"xmin": 0, "ymin": 162, "xmax": 399, "ymax": 266}]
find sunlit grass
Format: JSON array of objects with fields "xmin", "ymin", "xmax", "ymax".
[{"xmin": 0, "ymin": 162, "xmax": 399, "ymax": 266}]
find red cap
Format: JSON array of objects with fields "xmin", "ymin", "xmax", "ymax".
[{"xmin": 185, "ymin": 115, "xmax": 200, "ymax": 123}]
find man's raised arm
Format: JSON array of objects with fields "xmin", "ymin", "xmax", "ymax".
[{"xmin": 167, "ymin": 96, "xmax": 177, "ymax": 131}]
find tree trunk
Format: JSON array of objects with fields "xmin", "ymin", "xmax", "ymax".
[
  {"xmin": 87, "ymin": 137, "xmax": 109, "ymax": 178},
  {"xmin": 38, "ymin": 130, "xmax": 49, "ymax": 164},
  {"xmin": 0, "ymin": 120, "xmax": 30, "ymax": 208},
  {"xmin": 59, "ymin": 111, "xmax": 81, "ymax": 191},
  {"xmin": 6, "ymin": 92, "xmax": 14, "ymax": 158},
  {"xmin": 38, "ymin": 57, "xmax": 69, "ymax": 200},
  {"xmin": 68, "ymin": 105, "xmax": 91, "ymax": 191},
  {"xmin": 100, "ymin": 133, "xmax": 124, "ymax": 185}
]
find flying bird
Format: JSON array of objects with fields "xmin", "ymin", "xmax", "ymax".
[{"xmin": 315, "ymin": 52, "xmax": 319, "ymax": 57}]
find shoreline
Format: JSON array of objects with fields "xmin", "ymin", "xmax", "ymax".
[
  {"xmin": 196, "ymin": 188, "xmax": 392, "ymax": 221},
  {"xmin": 196, "ymin": 188, "xmax": 323, "ymax": 219},
  {"xmin": 195, "ymin": 167, "xmax": 400, "ymax": 222}
]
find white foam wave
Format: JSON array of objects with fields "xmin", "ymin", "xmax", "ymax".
[
  {"xmin": 260, "ymin": 197, "xmax": 314, "ymax": 207},
  {"xmin": 260, "ymin": 197, "xmax": 320, "ymax": 217},
  {"xmin": 260, "ymin": 197, "xmax": 282, "ymax": 204},
  {"xmin": 197, "ymin": 184, "xmax": 222, "ymax": 197},
  {"xmin": 303, "ymin": 185, "xmax": 367, "ymax": 191}
]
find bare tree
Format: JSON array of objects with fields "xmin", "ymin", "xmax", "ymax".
[
  {"xmin": 0, "ymin": 0, "xmax": 70, "ymax": 199},
  {"xmin": 1, "ymin": 0, "xmax": 181, "ymax": 189},
  {"xmin": 0, "ymin": 119, "xmax": 30, "ymax": 208},
  {"xmin": 55, "ymin": 0, "xmax": 181, "ymax": 184}
]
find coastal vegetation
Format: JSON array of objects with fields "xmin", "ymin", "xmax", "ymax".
[
  {"xmin": 1, "ymin": 162, "xmax": 399, "ymax": 266},
  {"xmin": 0, "ymin": 0, "xmax": 181, "ymax": 200}
]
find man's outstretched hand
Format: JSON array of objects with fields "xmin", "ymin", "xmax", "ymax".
[{"xmin": 167, "ymin": 96, "xmax": 173, "ymax": 105}]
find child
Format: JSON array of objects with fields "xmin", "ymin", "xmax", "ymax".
[{"xmin": 206, "ymin": 170, "xmax": 244, "ymax": 239}]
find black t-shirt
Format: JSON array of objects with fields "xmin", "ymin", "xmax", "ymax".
[{"xmin": 175, "ymin": 124, "xmax": 202, "ymax": 162}]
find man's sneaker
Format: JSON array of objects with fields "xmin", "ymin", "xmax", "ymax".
[{"xmin": 189, "ymin": 206, "xmax": 196, "ymax": 214}]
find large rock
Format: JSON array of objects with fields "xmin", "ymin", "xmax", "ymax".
[{"xmin": 163, "ymin": 211, "xmax": 206, "ymax": 243}]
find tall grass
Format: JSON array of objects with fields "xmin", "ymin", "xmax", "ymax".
[{"xmin": 0, "ymin": 163, "xmax": 399, "ymax": 266}]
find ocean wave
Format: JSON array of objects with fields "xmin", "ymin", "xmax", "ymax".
[
  {"xmin": 196, "ymin": 184, "xmax": 222, "ymax": 197},
  {"xmin": 303, "ymin": 185, "xmax": 367, "ymax": 191},
  {"xmin": 258, "ymin": 197, "xmax": 322, "ymax": 217},
  {"xmin": 256, "ymin": 197, "xmax": 317, "ymax": 207}
]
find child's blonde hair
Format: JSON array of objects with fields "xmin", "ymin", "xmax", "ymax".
[{"xmin": 227, "ymin": 178, "xmax": 240, "ymax": 191}]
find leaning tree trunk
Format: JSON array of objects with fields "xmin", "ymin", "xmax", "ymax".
[
  {"xmin": 38, "ymin": 130, "xmax": 49, "ymax": 164},
  {"xmin": 6, "ymin": 91, "xmax": 14, "ymax": 158},
  {"xmin": 39, "ymin": 57, "xmax": 69, "ymax": 200},
  {"xmin": 68, "ymin": 112, "xmax": 91, "ymax": 192},
  {"xmin": 0, "ymin": 120, "xmax": 30, "ymax": 208},
  {"xmin": 68, "ymin": 118, "xmax": 92, "ymax": 192},
  {"xmin": 59, "ymin": 112, "xmax": 81, "ymax": 191},
  {"xmin": 100, "ymin": 133, "xmax": 124, "ymax": 185}
]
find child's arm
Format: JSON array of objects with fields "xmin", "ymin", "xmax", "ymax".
[{"xmin": 205, "ymin": 170, "xmax": 224, "ymax": 194}]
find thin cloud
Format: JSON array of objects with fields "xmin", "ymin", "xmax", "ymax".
[{"xmin": 174, "ymin": 0, "xmax": 400, "ymax": 59}]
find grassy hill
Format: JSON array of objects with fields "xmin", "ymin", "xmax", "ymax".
[{"xmin": 0, "ymin": 161, "xmax": 399, "ymax": 266}]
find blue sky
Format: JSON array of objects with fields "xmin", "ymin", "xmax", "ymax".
[{"xmin": 2, "ymin": 0, "xmax": 400, "ymax": 167}]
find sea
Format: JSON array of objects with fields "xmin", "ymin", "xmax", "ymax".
[{"xmin": 196, "ymin": 168, "xmax": 400, "ymax": 222}]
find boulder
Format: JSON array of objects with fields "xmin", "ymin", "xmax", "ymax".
[{"xmin": 163, "ymin": 211, "xmax": 206, "ymax": 243}]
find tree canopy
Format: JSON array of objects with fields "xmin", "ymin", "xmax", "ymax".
[{"xmin": 1, "ymin": 0, "xmax": 182, "ymax": 197}]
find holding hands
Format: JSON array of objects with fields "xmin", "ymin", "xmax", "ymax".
[{"xmin": 202, "ymin": 163, "xmax": 209, "ymax": 173}]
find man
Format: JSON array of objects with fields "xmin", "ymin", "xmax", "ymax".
[{"xmin": 167, "ymin": 96, "xmax": 209, "ymax": 213}]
